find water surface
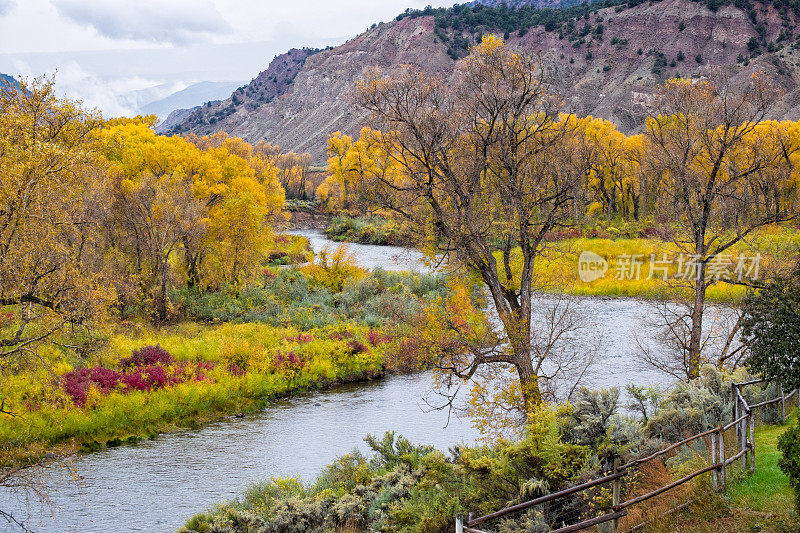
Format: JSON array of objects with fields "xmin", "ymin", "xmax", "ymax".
[{"xmin": 0, "ymin": 231, "xmax": 733, "ymax": 532}]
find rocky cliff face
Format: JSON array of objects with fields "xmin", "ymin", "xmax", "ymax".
[
  {"xmin": 163, "ymin": 47, "xmax": 320, "ymax": 136},
  {"xmin": 165, "ymin": 0, "xmax": 800, "ymax": 162}
]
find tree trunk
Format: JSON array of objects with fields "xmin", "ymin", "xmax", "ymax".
[
  {"xmin": 515, "ymin": 349, "xmax": 541, "ymax": 411},
  {"xmin": 183, "ymin": 236, "xmax": 199, "ymax": 289},
  {"xmin": 157, "ymin": 255, "xmax": 168, "ymax": 323},
  {"xmin": 688, "ymin": 257, "xmax": 706, "ymax": 379}
]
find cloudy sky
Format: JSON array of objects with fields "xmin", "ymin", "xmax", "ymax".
[{"xmin": 0, "ymin": 0, "xmax": 452, "ymax": 116}]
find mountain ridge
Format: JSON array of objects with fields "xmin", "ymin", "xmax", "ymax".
[{"xmin": 165, "ymin": 0, "xmax": 800, "ymax": 162}]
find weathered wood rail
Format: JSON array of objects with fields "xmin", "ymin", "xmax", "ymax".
[{"xmin": 455, "ymin": 379, "xmax": 799, "ymax": 533}]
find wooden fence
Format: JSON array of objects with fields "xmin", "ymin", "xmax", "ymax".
[{"xmin": 455, "ymin": 379, "xmax": 799, "ymax": 533}]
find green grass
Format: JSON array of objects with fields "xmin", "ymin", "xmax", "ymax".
[
  {"xmin": 670, "ymin": 412, "xmax": 800, "ymax": 532},
  {"xmin": 652, "ymin": 412, "xmax": 799, "ymax": 532},
  {"xmin": 728, "ymin": 414, "xmax": 796, "ymax": 514}
]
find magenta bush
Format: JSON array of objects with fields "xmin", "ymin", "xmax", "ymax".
[
  {"xmin": 120, "ymin": 371, "xmax": 150, "ymax": 392},
  {"xmin": 544, "ymin": 227, "xmax": 583, "ymax": 242},
  {"xmin": 61, "ymin": 345, "xmax": 216, "ymax": 406},
  {"xmin": 366, "ymin": 330, "xmax": 388, "ymax": 347},
  {"xmin": 274, "ymin": 351, "xmax": 305, "ymax": 370},
  {"xmin": 226, "ymin": 363, "xmax": 245, "ymax": 376},
  {"xmin": 120, "ymin": 345, "xmax": 173, "ymax": 369},
  {"xmin": 61, "ymin": 369, "xmax": 92, "ymax": 406},
  {"xmin": 347, "ymin": 340, "xmax": 368, "ymax": 355},
  {"xmin": 89, "ymin": 368, "xmax": 123, "ymax": 393}
]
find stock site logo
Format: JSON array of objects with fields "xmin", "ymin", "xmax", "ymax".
[{"xmin": 578, "ymin": 251, "xmax": 608, "ymax": 282}]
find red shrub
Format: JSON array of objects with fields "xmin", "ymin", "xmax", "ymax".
[
  {"xmin": 61, "ymin": 369, "xmax": 92, "ymax": 406},
  {"xmin": 144, "ymin": 365, "xmax": 169, "ymax": 388},
  {"xmin": 89, "ymin": 368, "xmax": 123, "ymax": 393},
  {"xmin": 287, "ymin": 333, "xmax": 313, "ymax": 344},
  {"xmin": 121, "ymin": 345, "xmax": 173, "ymax": 369},
  {"xmin": 544, "ymin": 227, "xmax": 583, "ymax": 241},
  {"xmin": 197, "ymin": 361, "xmax": 215, "ymax": 371},
  {"xmin": 61, "ymin": 354, "xmax": 216, "ymax": 406},
  {"xmin": 120, "ymin": 371, "xmax": 150, "ymax": 392},
  {"xmin": 226, "ymin": 363, "xmax": 246, "ymax": 376},
  {"xmin": 61, "ymin": 367, "xmax": 123, "ymax": 406},
  {"xmin": 274, "ymin": 351, "xmax": 305, "ymax": 370},
  {"xmin": 347, "ymin": 340, "xmax": 368, "ymax": 355},
  {"xmin": 366, "ymin": 329, "xmax": 389, "ymax": 346}
]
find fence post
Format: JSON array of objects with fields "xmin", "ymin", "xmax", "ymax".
[
  {"xmin": 741, "ymin": 408, "xmax": 748, "ymax": 471},
  {"xmin": 731, "ymin": 383, "xmax": 741, "ymax": 447},
  {"xmin": 780, "ymin": 385, "xmax": 786, "ymax": 424},
  {"xmin": 455, "ymin": 512, "xmax": 463, "ymax": 533},
  {"xmin": 612, "ymin": 455, "xmax": 621, "ymax": 533},
  {"xmin": 711, "ymin": 430, "xmax": 719, "ymax": 491},
  {"xmin": 749, "ymin": 412, "xmax": 756, "ymax": 473},
  {"xmin": 718, "ymin": 426, "xmax": 726, "ymax": 490}
]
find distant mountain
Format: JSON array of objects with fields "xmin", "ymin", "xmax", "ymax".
[
  {"xmin": 164, "ymin": 0, "xmax": 800, "ymax": 162},
  {"xmin": 141, "ymin": 81, "xmax": 246, "ymax": 121},
  {"xmin": 0, "ymin": 73, "xmax": 19, "ymax": 89}
]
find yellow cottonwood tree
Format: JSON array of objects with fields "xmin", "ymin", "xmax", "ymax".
[
  {"xmin": 647, "ymin": 76, "xmax": 800, "ymax": 379},
  {"xmin": 318, "ymin": 128, "xmax": 403, "ymax": 211},
  {"xmin": 0, "ymin": 77, "xmax": 114, "ymax": 369},
  {"xmin": 101, "ymin": 122, "xmax": 285, "ymax": 320},
  {"xmin": 583, "ymin": 117, "xmax": 646, "ymax": 220}
]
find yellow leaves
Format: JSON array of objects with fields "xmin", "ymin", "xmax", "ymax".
[
  {"xmin": 319, "ymin": 127, "xmax": 404, "ymax": 211},
  {"xmin": 474, "ymin": 33, "xmax": 504, "ymax": 54}
]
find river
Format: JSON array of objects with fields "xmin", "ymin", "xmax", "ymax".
[
  {"xmin": 1, "ymin": 375, "xmax": 476, "ymax": 532},
  {"xmin": 1, "ymin": 231, "xmax": 728, "ymax": 532}
]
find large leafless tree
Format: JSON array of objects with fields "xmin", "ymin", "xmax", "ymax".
[
  {"xmin": 356, "ymin": 37, "xmax": 594, "ymax": 409},
  {"xmin": 646, "ymin": 75, "xmax": 800, "ymax": 379}
]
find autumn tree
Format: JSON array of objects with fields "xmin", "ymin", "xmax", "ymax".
[
  {"xmin": 318, "ymin": 128, "xmax": 405, "ymax": 212},
  {"xmin": 0, "ymin": 77, "xmax": 113, "ymax": 370},
  {"xmin": 0, "ymin": 77, "xmax": 112, "ymax": 525},
  {"xmin": 646, "ymin": 76, "xmax": 800, "ymax": 379},
  {"xmin": 356, "ymin": 36, "xmax": 593, "ymax": 410},
  {"xmin": 583, "ymin": 117, "xmax": 648, "ymax": 220},
  {"xmin": 320, "ymin": 131, "xmax": 358, "ymax": 210},
  {"xmin": 102, "ymin": 123, "xmax": 285, "ymax": 321}
]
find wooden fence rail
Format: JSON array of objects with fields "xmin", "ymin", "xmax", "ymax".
[{"xmin": 456, "ymin": 381, "xmax": 798, "ymax": 533}]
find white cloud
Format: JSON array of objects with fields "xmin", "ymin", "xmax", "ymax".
[
  {"xmin": 0, "ymin": 0, "xmax": 16, "ymax": 16},
  {"xmin": 12, "ymin": 58, "xmax": 178, "ymax": 116},
  {"xmin": 0, "ymin": 0, "xmax": 456, "ymax": 118},
  {"xmin": 52, "ymin": 0, "xmax": 232, "ymax": 45}
]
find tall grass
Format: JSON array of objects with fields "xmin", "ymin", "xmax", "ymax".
[
  {"xmin": 525, "ymin": 228, "xmax": 800, "ymax": 302},
  {"xmin": 0, "ymin": 322, "xmax": 384, "ymax": 460}
]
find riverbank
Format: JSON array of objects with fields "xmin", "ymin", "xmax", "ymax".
[
  {"xmin": 0, "ymin": 322, "xmax": 386, "ymax": 463},
  {"xmin": 0, "ymin": 373, "xmax": 480, "ymax": 533},
  {"xmin": 320, "ymin": 216, "xmax": 800, "ymax": 303},
  {"xmin": 0, "ymin": 263, "xmax": 452, "ymax": 464},
  {"xmin": 180, "ymin": 370, "xmax": 796, "ymax": 533},
  {"xmin": 324, "ymin": 214, "xmax": 417, "ymax": 246}
]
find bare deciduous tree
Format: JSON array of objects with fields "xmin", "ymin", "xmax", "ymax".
[
  {"xmin": 646, "ymin": 75, "xmax": 800, "ymax": 378},
  {"xmin": 355, "ymin": 36, "xmax": 594, "ymax": 409}
]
